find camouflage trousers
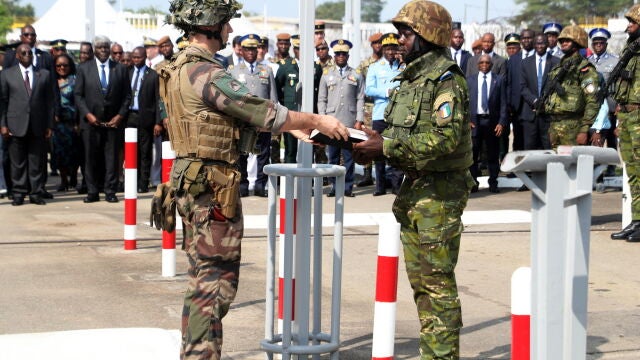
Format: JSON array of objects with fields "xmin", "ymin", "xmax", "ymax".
[
  {"xmin": 548, "ymin": 117, "xmax": 581, "ymax": 148},
  {"xmin": 392, "ymin": 169, "xmax": 474, "ymax": 360},
  {"xmin": 618, "ymin": 110, "xmax": 640, "ymax": 219},
  {"xmin": 176, "ymin": 185, "xmax": 243, "ymax": 360}
]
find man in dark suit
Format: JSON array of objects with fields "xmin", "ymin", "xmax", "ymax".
[
  {"xmin": 225, "ymin": 35, "xmax": 243, "ymax": 66},
  {"xmin": 520, "ymin": 34, "xmax": 559, "ymax": 151},
  {"xmin": 3, "ymin": 25, "xmax": 53, "ymax": 73},
  {"xmin": 449, "ymin": 28, "xmax": 472, "ymax": 74},
  {"xmin": 466, "ymin": 32, "xmax": 507, "ymax": 77},
  {"xmin": 467, "ymin": 54, "xmax": 508, "ymax": 193},
  {"xmin": 0, "ymin": 44, "xmax": 55, "ymax": 205},
  {"xmin": 127, "ymin": 46, "xmax": 161, "ymax": 193},
  {"xmin": 74, "ymin": 35, "xmax": 131, "ymax": 203}
]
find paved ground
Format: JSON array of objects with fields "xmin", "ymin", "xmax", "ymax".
[{"xmin": 0, "ymin": 174, "xmax": 639, "ymax": 359}]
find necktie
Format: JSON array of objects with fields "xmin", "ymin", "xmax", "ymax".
[
  {"xmin": 100, "ymin": 64, "xmax": 108, "ymax": 94},
  {"xmin": 340, "ymin": 67, "xmax": 343, "ymax": 76},
  {"xmin": 131, "ymin": 68, "xmax": 140, "ymax": 91},
  {"xmin": 595, "ymin": 55, "xmax": 600, "ymax": 64},
  {"xmin": 537, "ymin": 57, "xmax": 543, "ymax": 96},
  {"xmin": 250, "ymin": 63, "xmax": 254, "ymax": 74},
  {"xmin": 24, "ymin": 70, "xmax": 31, "ymax": 97},
  {"xmin": 481, "ymin": 74, "xmax": 488, "ymax": 113}
]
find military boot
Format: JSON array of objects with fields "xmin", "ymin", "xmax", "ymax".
[
  {"xmin": 627, "ymin": 228, "xmax": 640, "ymax": 242},
  {"xmin": 357, "ymin": 166, "xmax": 373, "ymax": 187},
  {"xmin": 611, "ymin": 220, "xmax": 640, "ymax": 240}
]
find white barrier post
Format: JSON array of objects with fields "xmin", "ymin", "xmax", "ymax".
[
  {"xmin": 161, "ymin": 141, "xmax": 176, "ymax": 277},
  {"xmin": 123, "ymin": 128, "xmax": 137, "ymax": 250},
  {"xmin": 511, "ymin": 267, "xmax": 531, "ymax": 360},
  {"xmin": 278, "ymin": 176, "xmax": 297, "ymax": 333},
  {"xmin": 371, "ymin": 222, "xmax": 401, "ymax": 360}
]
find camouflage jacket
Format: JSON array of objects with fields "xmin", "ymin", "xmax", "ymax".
[
  {"xmin": 545, "ymin": 51, "xmax": 600, "ymax": 132},
  {"xmin": 613, "ymin": 42, "xmax": 640, "ymax": 106},
  {"xmin": 382, "ymin": 47, "xmax": 473, "ymax": 173}
]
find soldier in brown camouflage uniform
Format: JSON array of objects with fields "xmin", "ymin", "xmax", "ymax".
[
  {"xmin": 544, "ymin": 25, "xmax": 600, "ymax": 147},
  {"xmin": 354, "ymin": 1, "xmax": 474, "ymax": 358},
  {"xmin": 151, "ymin": 1, "xmax": 349, "ymax": 359}
]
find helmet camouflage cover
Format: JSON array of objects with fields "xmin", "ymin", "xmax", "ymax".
[
  {"xmin": 558, "ymin": 25, "xmax": 588, "ymax": 49},
  {"xmin": 391, "ymin": 0, "xmax": 452, "ymax": 48},
  {"xmin": 167, "ymin": 0, "xmax": 242, "ymax": 30},
  {"xmin": 625, "ymin": 4, "xmax": 640, "ymax": 25}
]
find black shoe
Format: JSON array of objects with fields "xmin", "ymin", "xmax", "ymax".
[
  {"xmin": 240, "ymin": 188, "xmax": 249, "ymax": 197},
  {"xmin": 372, "ymin": 190, "xmax": 386, "ymax": 196},
  {"xmin": 489, "ymin": 185, "xmax": 500, "ymax": 193},
  {"xmin": 29, "ymin": 196, "xmax": 46, "ymax": 205},
  {"xmin": 254, "ymin": 188, "xmax": 268, "ymax": 197},
  {"xmin": 344, "ymin": 191, "xmax": 355, "ymax": 197},
  {"xmin": 83, "ymin": 193, "xmax": 100, "ymax": 203},
  {"xmin": 506, "ymin": 172, "xmax": 517, "ymax": 178},
  {"xmin": 41, "ymin": 190, "xmax": 54, "ymax": 199},
  {"xmin": 611, "ymin": 221, "xmax": 640, "ymax": 240},
  {"xmin": 138, "ymin": 186, "xmax": 149, "ymax": 193},
  {"xmin": 357, "ymin": 177, "xmax": 373, "ymax": 187},
  {"xmin": 627, "ymin": 228, "xmax": 640, "ymax": 242},
  {"xmin": 105, "ymin": 194, "xmax": 119, "ymax": 203},
  {"xmin": 76, "ymin": 185, "xmax": 88, "ymax": 194},
  {"xmin": 11, "ymin": 195, "xmax": 24, "ymax": 206},
  {"xmin": 517, "ymin": 185, "xmax": 529, "ymax": 192},
  {"xmin": 327, "ymin": 190, "xmax": 335, "ymax": 197}
]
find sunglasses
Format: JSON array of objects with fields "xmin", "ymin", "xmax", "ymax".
[
  {"xmin": 112, "ymin": 51, "xmax": 123, "ymax": 55},
  {"xmin": 56, "ymin": 64, "xmax": 70, "ymax": 68},
  {"xmin": 19, "ymin": 51, "xmax": 32, "ymax": 56},
  {"xmin": 21, "ymin": 32, "xmax": 36, "ymax": 37},
  {"xmin": 316, "ymin": 47, "xmax": 328, "ymax": 51}
]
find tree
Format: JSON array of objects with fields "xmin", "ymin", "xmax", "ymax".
[
  {"xmin": 362, "ymin": 0, "xmax": 386, "ymax": 23},
  {"xmin": 512, "ymin": 0, "xmax": 628, "ymax": 29},
  {"xmin": 316, "ymin": 1, "xmax": 345, "ymax": 21},
  {"xmin": 316, "ymin": 0, "xmax": 387, "ymax": 22},
  {"xmin": 0, "ymin": 2, "xmax": 12, "ymax": 41}
]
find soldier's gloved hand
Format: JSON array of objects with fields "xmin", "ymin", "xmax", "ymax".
[{"xmin": 150, "ymin": 182, "xmax": 175, "ymax": 231}]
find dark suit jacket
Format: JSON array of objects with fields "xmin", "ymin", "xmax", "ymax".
[
  {"xmin": 466, "ymin": 53, "xmax": 507, "ymax": 77},
  {"xmin": 0, "ymin": 66, "xmax": 54, "ymax": 137},
  {"xmin": 467, "ymin": 72, "xmax": 508, "ymax": 136},
  {"xmin": 74, "ymin": 59, "xmax": 131, "ymax": 129},
  {"xmin": 3, "ymin": 48, "xmax": 53, "ymax": 73},
  {"xmin": 507, "ymin": 51, "xmax": 524, "ymax": 113},
  {"xmin": 128, "ymin": 65, "xmax": 161, "ymax": 128},
  {"xmin": 520, "ymin": 53, "xmax": 560, "ymax": 121},
  {"xmin": 459, "ymin": 50, "xmax": 472, "ymax": 74}
]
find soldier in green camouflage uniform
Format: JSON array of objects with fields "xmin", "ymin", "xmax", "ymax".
[
  {"xmin": 152, "ymin": 1, "xmax": 349, "ymax": 359},
  {"xmin": 353, "ymin": 1, "xmax": 474, "ymax": 358},
  {"xmin": 611, "ymin": 4, "xmax": 640, "ymax": 243},
  {"xmin": 544, "ymin": 25, "xmax": 600, "ymax": 148}
]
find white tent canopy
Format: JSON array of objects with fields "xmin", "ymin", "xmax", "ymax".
[{"xmin": 28, "ymin": 0, "xmax": 141, "ymax": 49}]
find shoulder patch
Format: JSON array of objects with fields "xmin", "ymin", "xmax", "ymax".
[
  {"xmin": 434, "ymin": 92, "xmax": 454, "ymax": 126},
  {"xmin": 439, "ymin": 71, "xmax": 453, "ymax": 81},
  {"xmin": 292, "ymin": 59, "xmax": 297, "ymax": 65}
]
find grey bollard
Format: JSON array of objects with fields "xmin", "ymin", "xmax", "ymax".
[{"xmin": 501, "ymin": 147, "xmax": 620, "ymax": 360}]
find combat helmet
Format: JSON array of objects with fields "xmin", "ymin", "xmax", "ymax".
[
  {"xmin": 391, "ymin": 0, "xmax": 452, "ymax": 48},
  {"xmin": 167, "ymin": 0, "xmax": 242, "ymax": 30},
  {"xmin": 625, "ymin": 4, "xmax": 640, "ymax": 24},
  {"xmin": 557, "ymin": 25, "xmax": 588, "ymax": 49}
]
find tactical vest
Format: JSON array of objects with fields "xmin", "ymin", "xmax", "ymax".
[
  {"xmin": 383, "ymin": 51, "xmax": 472, "ymax": 172},
  {"xmin": 159, "ymin": 47, "xmax": 240, "ymax": 164},
  {"xmin": 545, "ymin": 56, "xmax": 594, "ymax": 115},
  {"xmin": 614, "ymin": 48, "xmax": 640, "ymax": 105}
]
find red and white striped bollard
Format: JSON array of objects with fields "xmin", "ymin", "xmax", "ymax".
[
  {"xmin": 161, "ymin": 141, "xmax": 176, "ymax": 276},
  {"xmin": 123, "ymin": 128, "xmax": 137, "ymax": 250},
  {"xmin": 511, "ymin": 266, "xmax": 531, "ymax": 360},
  {"xmin": 372, "ymin": 221, "xmax": 401, "ymax": 360},
  {"xmin": 278, "ymin": 176, "xmax": 297, "ymax": 332}
]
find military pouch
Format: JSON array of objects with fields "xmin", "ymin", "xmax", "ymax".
[
  {"xmin": 206, "ymin": 165, "xmax": 241, "ymax": 219},
  {"xmin": 237, "ymin": 125, "xmax": 259, "ymax": 155},
  {"xmin": 621, "ymin": 70, "xmax": 633, "ymax": 81},
  {"xmin": 171, "ymin": 158, "xmax": 207, "ymax": 197}
]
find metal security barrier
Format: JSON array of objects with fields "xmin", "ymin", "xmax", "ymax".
[
  {"xmin": 261, "ymin": 163, "xmax": 346, "ymax": 360},
  {"xmin": 501, "ymin": 146, "xmax": 620, "ymax": 360}
]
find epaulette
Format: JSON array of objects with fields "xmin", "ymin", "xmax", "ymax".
[
  {"xmin": 439, "ymin": 71, "xmax": 453, "ymax": 81},
  {"xmin": 356, "ymin": 68, "xmax": 361, "ymax": 74},
  {"xmin": 228, "ymin": 64, "xmax": 234, "ymax": 70},
  {"xmin": 292, "ymin": 59, "xmax": 297, "ymax": 65},
  {"xmin": 280, "ymin": 59, "xmax": 286, "ymax": 65},
  {"xmin": 323, "ymin": 68, "xmax": 329, "ymax": 75}
]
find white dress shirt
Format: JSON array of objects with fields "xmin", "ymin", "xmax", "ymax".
[
  {"xmin": 477, "ymin": 71, "xmax": 492, "ymax": 115},
  {"xmin": 95, "ymin": 58, "xmax": 110, "ymax": 86},
  {"xmin": 19, "ymin": 63, "xmax": 34, "ymax": 89}
]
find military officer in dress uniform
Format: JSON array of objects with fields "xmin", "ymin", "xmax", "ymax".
[
  {"xmin": 544, "ymin": 22, "xmax": 564, "ymax": 58},
  {"xmin": 274, "ymin": 33, "xmax": 300, "ymax": 163},
  {"xmin": 587, "ymin": 28, "xmax": 618, "ymax": 156},
  {"xmin": 318, "ymin": 39, "xmax": 365, "ymax": 197},
  {"xmin": 229, "ymin": 34, "xmax": 278, "ymax": 197},
  {"xmin": 315, "ymin": 39, "xmax": 334, "ymax": 70},
  {"xmin": 544, "ymin": 25, "xmax": 600, "ymax": 147}
]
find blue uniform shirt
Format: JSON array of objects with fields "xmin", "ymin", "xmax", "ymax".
[{"xmin": 365, "ymin": 58, "xmax": 401, "ymax": 121}]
